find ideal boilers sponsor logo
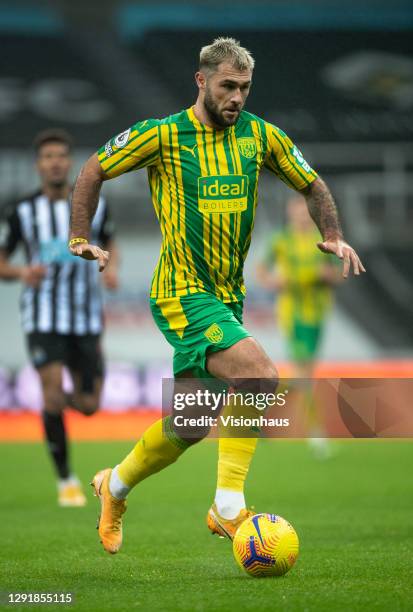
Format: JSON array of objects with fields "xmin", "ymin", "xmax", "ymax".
[{"xmin": 198, "ymin": 174, "xmax": 249, "ymax": 213}]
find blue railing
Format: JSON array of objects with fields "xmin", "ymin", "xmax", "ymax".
[
  {"xmin": 0, "ymin": 5, "xmax": 63, "ymax": 34},
  {"xmin": 118, "ymin": 2, "xmax": 413, "ymax": 40}
]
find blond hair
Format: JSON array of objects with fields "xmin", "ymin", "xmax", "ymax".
[{"xmin": 199, "ymin": 37, "xmax": 255, "ymax": 73}]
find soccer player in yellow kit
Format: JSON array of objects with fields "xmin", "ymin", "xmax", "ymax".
[
  {"xmin": 69, "ymin": 38, "xmax": 365, "ymax": 554},
  {"xmin": 258, "ymin": 195, "xmax": 341, "ymax": 377},
  {"xmin": 258, "ymin": 195, "xmax": 341, "ymax": 456}
]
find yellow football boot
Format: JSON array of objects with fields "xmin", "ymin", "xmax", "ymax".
[
  {"xmin": 206, "ymin": 503, "xmax": 255, "ymax": 540},
  {"xmin": 91, "ymin": 468, "xmax": 127, "ymax": 554}
]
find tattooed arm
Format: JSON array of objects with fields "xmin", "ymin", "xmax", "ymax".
[
  {"xmin": 303, "ymin": 176, "xmax": 342, "ymax": 240},
  {"xmin": 69, "ymin": 153, "xmax": 109, "ymax": 271},
  {"xmin": 302, "ymin": 177, "xmax": 365, "ymax": 278}
]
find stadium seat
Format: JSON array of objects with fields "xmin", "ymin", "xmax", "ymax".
[
  {"xmin": 14, "ymin": 365, "xmax": 43, "ymax": 412},
  {"xmin": 100, "ymin": 363, "xmax": 142, "ymax": 411},
  {"xmin": 142, "ymin": 363, "xmax": 173, "ymax": 409}
]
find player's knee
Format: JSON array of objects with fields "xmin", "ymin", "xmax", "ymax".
[
  {"xmin": 231, "ymin": 371, "xmax": 279, "ymax": 395},
  {"xmin": 260, "ymin": 369, "xmax": 279, "ymax": 395},
  {"xmin": 171, "ymin": 420, "xmax": 210, "ymax": 445},
  {"xmin": 177, "ymin": 432, "xmax": 208, "ymax": 446},
  {"xmin": 43, "ymin": 389, "xmax": 65, "ymax": 414}
]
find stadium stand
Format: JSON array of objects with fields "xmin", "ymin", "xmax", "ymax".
[{"xmin": 0, "ymin": 0, "xmax": 412, "ymax": 368}]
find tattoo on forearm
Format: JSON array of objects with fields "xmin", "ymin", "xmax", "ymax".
[
  {"xmin": 70, "ymin": 167, "xmax": 102, "ymax": 240},
  {"xmin": 305, "ymin": 178, "xmax": 343, "ymax": 240}
]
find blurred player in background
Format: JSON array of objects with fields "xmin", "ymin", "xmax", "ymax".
[
  {"xmin": 0, "ymin": 129, "xmax": 119, "ymax": 506},
  {"xmin": 257, "ymin": 195, "xmax": 341, "ymax": 456},
  {"xmin": 69, "ymin": 37, "xmax": 364, "ymax": 554}
]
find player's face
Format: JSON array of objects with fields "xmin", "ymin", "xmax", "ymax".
[
  {"xmin": 36, "ymin": 142, "xmax": 72, "ymax": 189},
  {"xmin": 200, "ymin": 62, "xmax": 252, "ymax": 128}
]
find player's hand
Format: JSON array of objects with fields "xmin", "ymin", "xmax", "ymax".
[
  {"xmin": 317, "ymin": 239, "xmax": 366, "ymax": 279},
  {"xmin": 20, "ymin": 265, "xmax": 46, "ymax": 287},
  {"xmin": 102, "ymin": 267, "xmax": 119, "ymax": 290},
  {"xmin": 69, "ymin": 242, "xmax": 109, "ymax": 272}
]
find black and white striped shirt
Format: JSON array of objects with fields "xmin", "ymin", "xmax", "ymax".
[{"xmin": 0, "ymin": 191, "xmax": 114, "ymax": 335}]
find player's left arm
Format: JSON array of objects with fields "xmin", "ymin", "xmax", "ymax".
[
  {"xmin": 263, "ymin": 122, "xmax": 365, "ymax": 279},
  {"xmin": 300, "ymin": 177, "xmax": 366, "ymax": 278},
  {"xmin": 69, "ymin": 153, "xmax": 109, "ymax": 271}
]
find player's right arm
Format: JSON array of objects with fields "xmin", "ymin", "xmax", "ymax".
[
  {"xmin": 69, "ymin": 120, "xmax": 160, "ymax": 270},
  {"xmin": 0, "ymin": 206, "xmax": 45, "ymax": 286},
  {"xmin": 69, "ymin": 152, "xmax": 109, "ymax": 270}
]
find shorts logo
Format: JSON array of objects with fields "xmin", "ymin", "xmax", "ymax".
[
  {"xmin": 198, "ymin": 174, "xmax": 249, "ymax": 214},
  {"xmin": 104, "ymin": 142, "xmax": 113, "ymax": 158},
  {"xmin": 204, "ymin": 323, "xmax": 224, "ymax": 344},
  {"xmin": 290, "ymin": 145, "xmax": 312, "ymax": 173},
  {"xmin": 114, "ymin": 128, "xmax": 131, "ymax": 149},
  {"xmin": 237, "ymin": 137, "xmax": 256, "ymax": 159}
]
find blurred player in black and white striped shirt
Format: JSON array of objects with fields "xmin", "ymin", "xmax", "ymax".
[{"xmin": 0, "ymin": 129, "xmax": 119, "ymax": 506}]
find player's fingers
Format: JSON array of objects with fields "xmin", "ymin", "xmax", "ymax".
[
  {"xmin": 317, "ymin": 241, "xmax": 332, "ymax": 254},
  {"xmin": 358, "ymin": 256, "xmax": 366, "ymax": 273},
  {"xmin": 342, "ymin": 251, "xmax": 351, "ymax": 278},
  {"xmin": 88, "ymin": 246, "xmax": 99, "ymax": 259},
  {"xmin": 98, "ymin": 250, "xmax": 109, "ymax": 272},
  {"xmin": 70, "ymin": 245, "xmax": 84, "ymax": 256},
  {"xmin": 349, "ymin": 250, "xmax": 360, "ymax": 275}
]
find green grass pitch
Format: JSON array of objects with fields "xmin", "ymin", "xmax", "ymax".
[{"xmin": 1, "ymin": 439, "xmax": 412, "ymax": 611}]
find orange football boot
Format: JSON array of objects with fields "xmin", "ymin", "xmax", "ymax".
[
  {"xmin": 91, "ymin": 468, "xmax": 127, "ymax": 554},
  {"xmin": 207, "ymin": 503, "xmax": 255, "ymax": 540}
]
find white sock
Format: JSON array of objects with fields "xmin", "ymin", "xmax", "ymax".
[
  {"xmin": 215, "ymin": 488, "xmax": 246, "ymax": 519},
  {"xmin": 58, "ymin": 474, "xmax": 79, "ymax": 490},
  {"xmin": 109, "ymin": 465, "xmax": 131, "ymax": 500}
]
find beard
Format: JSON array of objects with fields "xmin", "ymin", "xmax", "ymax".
[
  {"xmin": 47, "ymin": 177, "xmax": 67, "ymax": 189},
  {"xmin": 204, "ymin": 88, "xmax": 240, "ymax": 128}
]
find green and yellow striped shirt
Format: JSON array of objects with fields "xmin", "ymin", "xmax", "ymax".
[
  {"xmin": 265, "ymin": 228, "xmax": 333, "ymax": 328},
  {"xmin": 98, "ymin": 107, "xmax": 317, "ymax": 302}
]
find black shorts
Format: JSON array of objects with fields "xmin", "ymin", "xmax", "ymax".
[{"xmin": 27, "ymin": 332, "xmax": 104, "ymax": 393}]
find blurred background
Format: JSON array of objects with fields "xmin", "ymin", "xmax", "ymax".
[{"xmin": 0, "ymin": 0, "xmax": 412, "ymax": 415}]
